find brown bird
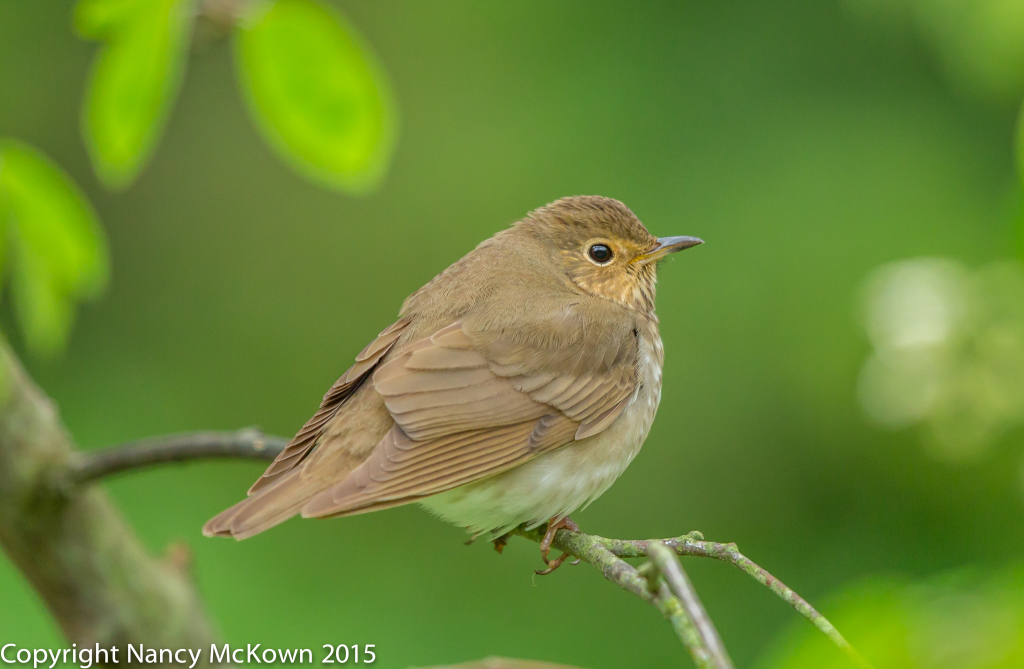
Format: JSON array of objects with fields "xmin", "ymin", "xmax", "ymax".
[{"xmin": 204, "ymin": 195, "xmax": 702, "ymax": 572}]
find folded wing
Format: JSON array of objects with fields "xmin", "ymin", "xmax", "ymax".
[{"xmin": 302, "ymin": 317, "xmax": 638, "ymax": 519}]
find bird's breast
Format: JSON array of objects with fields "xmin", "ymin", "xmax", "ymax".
[
  {"xmin": 522, "ymin": 324, "xmax": 666, "ymax": 515},
  {"xmin": 419, "ymin": 325, "xmax": 665, "ymax": 536}
]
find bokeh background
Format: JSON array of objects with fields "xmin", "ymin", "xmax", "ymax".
[{"xmin": 2, "ymin": 1, "xmax": 1024, "ymax": 667}]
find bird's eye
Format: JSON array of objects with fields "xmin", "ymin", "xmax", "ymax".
[{"xmin": 588, "ymin": 244, "xmax": 613, "ymax": 264}]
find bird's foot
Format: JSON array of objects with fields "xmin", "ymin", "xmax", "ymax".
[
  {"xmin": 538, "ymin": 516, "xmax": 579, "ymax": 561},
  {"xmin": 535, "ymin": 516, "xmax": 582, "ymax": 575},
  {"xmin": 535, "ymin": 551, "xmax": 581, "ymax": 575}
]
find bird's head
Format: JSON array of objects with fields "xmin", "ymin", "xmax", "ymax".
[{"xmin": 519, "ymin": 196, "xmax": 702, "ymax": 313}]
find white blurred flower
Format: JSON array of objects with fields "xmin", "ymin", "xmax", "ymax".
[
  {"xmin": 858, "ymin": 258, "xmax": 1024, "ymax": 461},
  {"xmin": 863, "ymin": 258, "xmax": 970, "ymax": 350}
]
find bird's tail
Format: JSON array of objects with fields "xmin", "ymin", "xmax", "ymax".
[{"xmin": 203, "ymin": 470, "xmax": 326, "ymax": 540}]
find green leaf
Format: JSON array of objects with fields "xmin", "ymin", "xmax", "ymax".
[
  {"xmin": 74, "ymin": 0, "xmax": 140, "ymax": 37},
  {"xmin": 78, "ymin": 0, "xmax": 196, "ymax": 189},
  {"xmin": 234, "ymin": 0, "xmax": 397, "ymax": 194},
  {"xmin": 0, "ymin": 140, "xmax": 109, "ymax": 355}
]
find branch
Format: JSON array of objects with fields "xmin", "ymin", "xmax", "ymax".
[
  {"xmin": 71, "ymin": 429, "xmax": 287, "ymax": 483},
  {"xmin": 643, "ymin": 542, "xmax": 732, "ymax": 668},
  {"xmin": 70, "ymin": 432, "xmax": 873, "ymax": 668},
  {"xmin": 586, "ymin": 534, "xmax": 868, "ymax": 665},
  {"xmin": 514, "ymin": 527, "xmax": 874, "ymax": 669},
  {"xmin": 511, "ymin": 526, "xmax": 737, "ymax": 667},
  {"xmin": 0, "ymin": 340, "xmax": 223, "ymax": 664}
]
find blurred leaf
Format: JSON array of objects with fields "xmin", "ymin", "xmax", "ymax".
[
  {"xmin": 77, "ymin": 0, "xmax": 196, "ymax": 189},
  {"xmin": 234, "ymin": 0, "xmax": 397, "ymax": 194},
  {"xmin": 0, "ymin": 140, "xmax": 109, "ymax": 355},
  {"xmin": 1017, "ymin": 98, "xmax": 1024, "ymax": 184},
  {"xmin": 845, "ymin": 0, "xmax": 1024, "ymax": 104},
  {"xmin": 757, "ymin": 568, "xmax": 1024, "ymax": 669},
  {"xmin": 74, "ymin": 0, "xmax": 139, "ymax": 37}
]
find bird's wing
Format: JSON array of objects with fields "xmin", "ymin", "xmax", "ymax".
[
  {"xmin": 301, "ymin": 315, "xmax": 638, "ymax": 518},
  {"xmin": 247, "ymin": 317, "xmax": 411, "ymax": 494}
]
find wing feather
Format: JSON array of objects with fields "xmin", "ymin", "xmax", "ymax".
[{"xmin": 300, "ymin": 316, "xmax": 638, "ymax": 521}]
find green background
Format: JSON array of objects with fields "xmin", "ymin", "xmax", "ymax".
[{"xmin": 1, "ymin": 1, "xmax": 1022, "ymax": 667}]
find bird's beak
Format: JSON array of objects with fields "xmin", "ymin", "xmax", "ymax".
[{"xmin": 634, "ymin": 236, "xmax": 704, "ymax": 265}]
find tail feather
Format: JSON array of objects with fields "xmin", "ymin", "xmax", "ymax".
[{"xmin": 203, "ymin": 471, "xmax": 325, "ymax": 540}]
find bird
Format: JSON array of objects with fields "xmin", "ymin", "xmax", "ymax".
[{"xmin": 203, "ymin": 195, "xmax": 702, "ymax": 573}]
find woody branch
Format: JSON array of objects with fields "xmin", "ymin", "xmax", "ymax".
[{"xmin": 0, "ymin": 340, "xmax": 223, "ymax": 666}]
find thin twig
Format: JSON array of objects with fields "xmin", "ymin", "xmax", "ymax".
[
  {"xmin": 521, "ymin": 529, "xmax": 874, "ymax": 669},
  {"xmin": 509, "ymin": 526, "xmax": 730, "ymax": 667},
  {"xmin": 645, "ymin": 542, "xmax": 733, "ymax": 668},
  {"xmin": 585, "ymin": 534, "xmax": 870, "ymax": 667},
  {"xmin": 70, "ymin": 429, "xmax": 287, "ymax": 483},
  {"xmin": 73, "ymin": 432, "xmax": 872, "ymax": 668}
]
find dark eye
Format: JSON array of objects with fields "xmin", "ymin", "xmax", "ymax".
[{"xmin": 588, "ymin": 244, "xmax": 613, "ymax": 264}]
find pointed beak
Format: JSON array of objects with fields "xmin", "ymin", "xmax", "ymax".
[{"xmin": 634, "ymin": 236, "xmax": 704, "ymax": 264}]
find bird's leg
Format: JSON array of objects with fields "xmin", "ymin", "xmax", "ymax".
[
  {"xmin": 535, "ymin": 516, "xmax": 581, "ymax": 575},
  {"xmin": 539, "ymin": 516, "xmax": 579, "ymax": 560},
  {"xmin": 492, "ymin": 533, "xmax": 510, "ymax": 554}
]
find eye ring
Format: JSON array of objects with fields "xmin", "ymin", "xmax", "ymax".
[{"xmin": 587, "ymin": 243, "xmax": 614, "ymax": 265}]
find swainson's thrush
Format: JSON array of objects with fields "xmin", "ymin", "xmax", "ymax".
[{"xmin": 204, "ymin": 196, "xmax": 702, "ymax": 572}]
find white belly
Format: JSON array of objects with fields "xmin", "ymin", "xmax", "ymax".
[{"xmin": 420, "ymin": 333, "xmax": 663, "ymax": 536}]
